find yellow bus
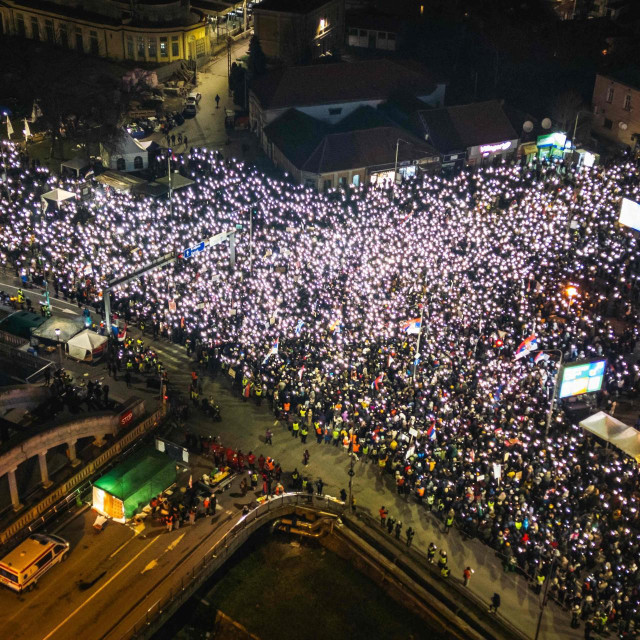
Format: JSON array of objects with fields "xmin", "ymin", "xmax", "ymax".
[{"xmin": 0, "ymin": 533, "xmax": 70, "ymax": 592}]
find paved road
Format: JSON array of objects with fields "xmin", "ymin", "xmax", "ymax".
[
  {"xmin": 0, "ymin": 471, "xmax": 249, "ymax": 640},
  {"xmin": 147, "ymin": 38, "xmax": 251, "ymax": 157}
]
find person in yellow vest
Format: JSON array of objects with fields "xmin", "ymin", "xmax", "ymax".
[
  {"xmin": 300, "ymin": 425, "xmax": 308, "ymax": 443},
  {"xmin": 390, "ymin": 439, "xmax": 398, "ymax": 451},
  {"xmin": 378, "ymin": 455, "xmax": 387, "ymax": 472},
  {"xmin": 254, "ymin": 381, "xmax": 263, "ymax": 406},
  {"xmin": 315, "ymin": 422, "xmax": 323, "ymax": 444},
  {"xmin": 292, "ymin": 420, "xmax": 300, "ymax": 438}
]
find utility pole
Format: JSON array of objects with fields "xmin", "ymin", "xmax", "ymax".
[
  {"xmin": 167, "ymin": 151, "xmax": 173, "ymax": 218},
  {"xmin": 544, "ymin": 349, "xmax": 563, "ymax": 440},
  {"xmin": 227, "ymin": 37, "xmax": 232, "ymax": 96}
]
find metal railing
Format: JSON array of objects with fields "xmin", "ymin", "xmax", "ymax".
[
  {"xmin": 0, "ymin": 406, "xmax": 166, "ymax": 548},
  {"xmin": 121, "ymin": 493, "xmax": 344, "ymax": 639}
]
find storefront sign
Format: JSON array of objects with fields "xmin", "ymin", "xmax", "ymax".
[{"xmin": 479, "ymin": 141, "xmax": 512, "ymax": 154}]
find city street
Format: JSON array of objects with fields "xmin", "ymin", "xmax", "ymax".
[{"xmin": 147, "ymin": 38, "xmax": 252, "ymax": 157}]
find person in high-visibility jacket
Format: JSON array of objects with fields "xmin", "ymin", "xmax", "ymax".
[
  {"xmin": 300, "ymin": 426, "xmax": 308, "ymax": 443},
  {"xmin": 292, "ymin": 420, "xmax": 300, "ymax": 438}
]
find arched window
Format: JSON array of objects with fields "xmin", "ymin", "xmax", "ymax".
[
  {"xmin": 133, "ymin": 156, "xmax": 143, "ymax": 169},
  {"xmin": 116, "ymin": 157, "xmax": 126, "ymax": 171}
]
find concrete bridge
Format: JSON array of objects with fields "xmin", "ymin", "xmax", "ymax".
[{"xmin": 0, "ymin": 398, "xmax": 145, "ymax": 510}]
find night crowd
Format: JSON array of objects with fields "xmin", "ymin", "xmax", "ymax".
[{"xmin": 3, "ymin": 140, "xmax": 640, "ymax": 635}]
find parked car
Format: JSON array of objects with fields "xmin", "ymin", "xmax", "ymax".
[
  {"xmin": 187, "ymin": 91, "xmax": 202, "ymax": 105},
  {"xmin": 183, "ymin": 102, "xmax": 197, "ymax": 119},
  {"xmin": 172, "ymin": 111, "xmax": 185, "ymax": 126}
]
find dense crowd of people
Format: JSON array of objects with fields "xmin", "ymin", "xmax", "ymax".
[{"xmin": 3, "ymin": 139, "xmax": 640, "ymax": 634}]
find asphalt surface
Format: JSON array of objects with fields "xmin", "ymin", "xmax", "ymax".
[{"xmin": 0, "ymin": 279, "xmax": 585, "ymax": 640}]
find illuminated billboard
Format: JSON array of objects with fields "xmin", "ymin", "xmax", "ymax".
[
  {"xmin": 619, "ymin": 197, "xmax": 640, "ymax": 232},
  {"xmin": 558, "ymin": 359, "xmax": 606, "ymax": 399}
]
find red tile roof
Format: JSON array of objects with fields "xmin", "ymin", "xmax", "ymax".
[{"xmin": 251, "ymin": 59, "xmax": 442, "ymax": 110}]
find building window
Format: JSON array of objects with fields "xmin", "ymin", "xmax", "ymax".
[
  {"xmin": 127, "ymin": 35, "xmax": 134, "ymax": 59},
  {"xmin": 387, "ymin": 33, "xmax": 396, "ymax": 42},
  {"xmin": 75, "ymin": 29, "xmax": 83, "ymax": 52},
  {"xmin": 45, "ymin": 19, "xmax": 54, "ymax": 43},
  {"xmin": 16, "ymin": 13, "xmax": 25, "ymax": 37},
  {"xmin": 305, "ymin": 179, "xmax": 316, "ymax": 189},
  {"xmin": 378, "ymin": 32, "xmax": 386, "ymax": 40},
  {"xmin": 137, "ymin": 36, "xmax": 145, "ymax": 58},
  {"xmin": 323, "ymin": 179, "xmax": 332, "ymax": 191},
  {"xmin": 172, "ymin": 36, "xmax": 179, "ymax": 57},
  {"xmin": 160, "ymin": 36, "xmax": 168, "ymax": 57},
  {"xmin": 359, "ymin": 29, "xmax": 366, "ymax": 37},
  {"xmin": 89, "ymin": 30, "xmax": 99, "ymax": 55},
  {"xmin": 623, "ymin": 94, "xmax": 631, "ymax": 111},
  {"xmin": 196, "ymin": 37, "xmax": 205, "ymax": 56},
  {"xmin": 328, "ymin": 107, "xmax": 342, "ymax": 116},
  {"xmin": 116, "ymin": 157, "xmax": 126, "ymax": 171},
  {"xmin": 148, "ymin": 37, "xmax": 157, "ymax": 58},
  {"xmin": 606, "ymin": 87, "xmax": 614, "ymax": 103},
  {"xmin": 349, "ymin": 28, "xmax": 357, "ymax": 36},
  {"xmin": 133, "ymin": 156, "xmax": 144, "ymax": 169},
  {"xmin": 31, "ymin": 17, "xmax": 40, "ymax": 40},
  {"xmin": 603, "ymin": 117, "xmax": 613, "ymax": 130},
  {"xmin": 59, "ymin": 23, "xmax": 68, "ymax": 48},
  {"xmin": 352, "ymin": 174, "xmax": 360, "ymax": 186}
]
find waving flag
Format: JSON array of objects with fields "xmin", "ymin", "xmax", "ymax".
[
  {"xmin": 262, "ymin": 338, "xmax": 279, "ymax": 364},
  {"xmin": 534, "ymin": 351, "xmax": 550, "ymax": 365},
  {"xmin": 371, "ymin": 372, "xmax": 384, "ymax": 390},
  {"xmin": 515, "ymin": 334, "xmax": 538, "ymax": 360},
  {"xmin": 295, "ymin": 319, "xmax": 304, "ymax": 336},
  {"xmin": 400, "ymin": 317, "xmax": 422, "ymax": 335},
  {"xmin": 5, "ymin": 116, "xmax": 13, "ymax": 138},
  {"xmin": 426, "ymin": 422, "xmax": 437, "ymax": 440}
]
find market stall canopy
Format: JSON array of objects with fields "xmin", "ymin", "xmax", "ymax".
[
  {"xmin": 66, "ymin": 329, "xmax": 107, "ymax": 362},
  {"xmin": 60, "ymin": 157, "xmax": 92, "ymax": 178},
  {"xmin": 579, "ymin": 411, "xmax": 640, "ymax": 462},
  {"xmin": 0, "ymin": 311, "xmax": 46, "ymax": 339},
  {"xmin": 156, "ymin": 173, "xmax": 194, "ymax": 191},
  {"xmin": 32, "ymin": 316, "xmax": 85, "ymax": 343},
  {"xmin": 92, "ymin": 447, "xmax": 176, "ymax": 522},
  {"xmin": 94, "ymin": 170, "xmax": 146, "ymax": 192},
  {"xmin": 41, "ymin": 188, "xmax": 75, "ymax": 211}
]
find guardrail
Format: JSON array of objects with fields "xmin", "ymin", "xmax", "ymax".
[
  {"xmin": 122, "ymin": 493, "xmax": 344, "ymax": 639},
  {"xmin": 0, "ymin": 406, "xmax": 166, "ymax": 547},
  {"xmin": 0, "ymin": 329, "xmax": 28, "ymax": 348}
]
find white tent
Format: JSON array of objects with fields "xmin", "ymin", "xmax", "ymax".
[
  {"xmin": 41, "ymin": 188, "xmax": 75, "ymax": 212},
  {"xmin": 579, "ymin": 411, "xmax": 640, "ymax": 463},
  {"xmin": 100, "ymin": 131, "xmax": 150, "ymax": 172},
  {"xmin": 66, "ymin": 329, "xmax": 107, "ymax": 362}
]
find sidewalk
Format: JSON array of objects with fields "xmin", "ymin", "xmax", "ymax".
[{"xmin": 172, "ymin": 373, "xmax": 582, "ymax": 640}]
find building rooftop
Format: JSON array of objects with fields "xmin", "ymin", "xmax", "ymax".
[
  {"xmin": 253, "ymin": 0, "xmax": 335, "ymax": 13},
  {"xmin": 303, "ymin": 126, "xmax": 437, "ymax": 173},
  {"xmin": 601, "ymin": 67, "xmax": 640, "ymax": 93},
  {"xmin": 265, "ymin": 107, "xmax": 438, "ymax": 174},
  {"xmin": 251, "ymin": 59, "xmax": 443, "ymax": 110},
  {"xmin": 415, "ymin": 100, "xmax": 519, "ymax": 153}
]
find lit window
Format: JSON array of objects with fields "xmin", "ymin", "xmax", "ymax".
[
  {"xmin": 623, "ymin": 94, "xmax": 631, "ymax": 111},
  {"xmin": 160, "ymin": 36, "xmax": 168, "ymax": 57}
]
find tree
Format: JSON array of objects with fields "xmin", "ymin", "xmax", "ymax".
[
  {"xmin": 229, "ymin": 63, "xmax": 247, "ymax": 109},
  {"xmin": 248, "ymin": 35, "xmax": 267, "ymax": 78},
  {"xmin": 550, "ymin": 89, "xmax": 584, "ymax": 134}
]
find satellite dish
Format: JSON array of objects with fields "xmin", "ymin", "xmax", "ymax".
[
  {"xmin": 541, "ymin": 118, "xmax": 552, "ymax": 130},
  {"xmin": 523, "ymin": 120, "xmax": 534, "ymax": 133},
  {"xmin": 619, "ymin": 121, "xmax": 628, "ymax": 130}
]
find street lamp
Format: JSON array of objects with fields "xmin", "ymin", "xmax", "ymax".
[
  {"xmin": 566, "ymin": 285, "xmax": 578, "ymax": 309},
  {"xmin": 572, "ymin": 110, "xmax": 592, "ymax": 148},
  {"xmin": 394, "ymin": 138, "xmax": 413, "ymax": 185},
  {"xmin": 54, "ymin": 327, "xmax": 62, "ymax": 368}
]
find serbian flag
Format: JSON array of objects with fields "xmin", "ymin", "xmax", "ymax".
[
  {"xmin": 515, "ymin": 334, "xmax": 538, "ymax": 360},
  {"xmin": 426, "ymin": 422, "xmax": 437, "ymax": 440},
  {"xmin": 534, "ymin": 351, "xmax": 550, "ymax": 365},
  {"xmin": 262, "ymin": 338, "xmax": 279, "ymax": 364},
  {"xmin": 372, "ymin": 372, "xmax": 384, "ymax": 390},
  {"xmin": 400, "ymin": 318, "xmax": 422, "ymax": 335}
]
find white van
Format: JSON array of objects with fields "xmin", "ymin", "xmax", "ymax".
[{"xmin": 0, "ymin": 533, "xmax": 70, "ymax": 592}]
